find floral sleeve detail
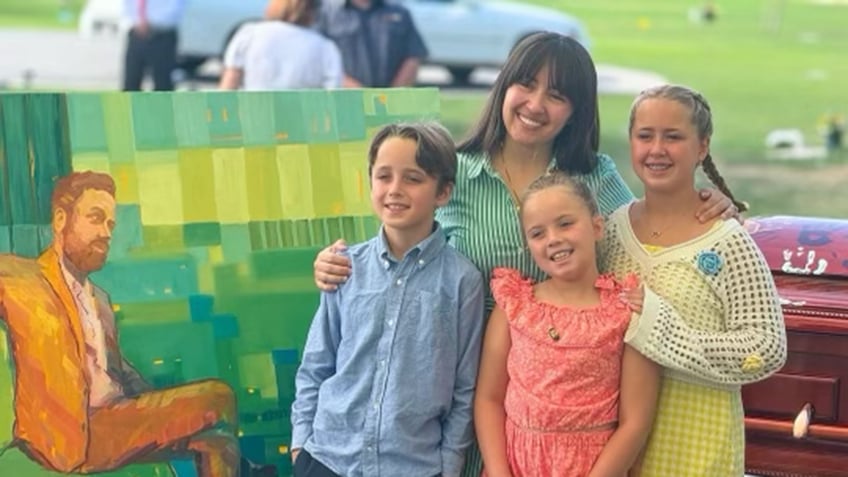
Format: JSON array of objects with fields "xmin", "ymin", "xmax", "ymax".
[{"xmin": 490, "ymin": 267, "xmax": 532, "ymax": 320}]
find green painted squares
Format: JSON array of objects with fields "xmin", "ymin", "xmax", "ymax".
[
  {"xmin": 248, "ymin": 221, "xmax": 266, "ymax": 251},
  {"xmin": 300, "ymin": 91, "xmax": 338, "ymax": 144},
  {"xmin": 337, "ymin": 140, "xmax": 371, "ymax": 215},
  {"xmin": 68, "ymin": 94, "xmax": 108, "ymax": 153},
  {"xmin": 101, "ymin": 92, "xmax": 136, "ymax": 161},
  {"xmin": 276, "ymin": 145, "xmax": 314, "ymax": 219},
  {"xmin": 244, "ymin": 147, "xmax": 283, "ymax": 221},
  {"xmin": 110, "ymin": 204, "xmax": 144, "ymax": 259},
  {"xmin": 1, "ymin": 90, "xmax": 444, "ymax": 470},
  {"xmin": 212, "ymin": 148, "xmax": 250, "ymax": 224},
  {"xmin": 72, "ymin": 152, "xmax": 111, "ymax": 174},
  {"xmin": 322, "ymin": 217, "xmax": 343, "ymax": 245},
  {"xmin": 184, "ymin": 222, "xmax": 222, "ymax": 247},
  {"xmin": 262, "ymin": 221, "xmax": 282, "ymax": 249},
  {"xmin": 136, "ymin": 151, "xmax": 184, "ymax": 225},
  {"xmin": 206, "ymin": 93, "xmax": 243, "ymax": 147},
  {"xmin": 131, "ymin": 94, "xmax": 178, "ymax": 150},
  {"xmin": 309, "ymin": 219, "xmax": 327, "ymax": 246},
  {"xmin": 2, "ymin": 95, "xmax": 35, "ymax": 224},
  {"xmin": 332, "ymin": 90, "xmax": 366, "ymax": 142},
  {"xmin": 290, "ymin": 219, "xmax": 312, "ymax": 247},
  {"xmin": 10, "ymin": 225, "xmax": 39, "ymax": 258},
  {"xmin": 220, "ymin": 223, "xmax": 251, "ymax": 263},
  {"xmin": 238, "ymin": 92, "xmax": 276, "ymax": 146},
  {"xmin": 178, "ymin": 148, "xmax": 218, "ymax": 223},
  {"xmin": 173, "ymin": 93, "xmax": 211, "ymax": 147},
  {"xmin": 272, "ymin": 92, "xmax": 308, "ymax": 144},
  {"xmin": 364, "ymin": 88, "xmax": 440, "ymax": 126},
  {"xmin": 308, "ymin": 144, "xmax": 345, "ymax": 217},
  {"xmin": 141, "ymin": 225, "xmax": 184, "ymax": 251},
  {"xmin": 0, "ymin": 226, "xmax": 10, "ymax": 252},
  {"xmin": 28, "ymin": 95, "xmax": 72, "ymax": 223}
]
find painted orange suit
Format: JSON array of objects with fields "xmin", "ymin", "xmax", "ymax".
[{"xmin": 0, "ymin": 248, "xmax": 238, "ymax": 475}]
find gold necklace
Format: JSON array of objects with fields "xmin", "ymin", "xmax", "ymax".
[{"xmin": 645, "ymin": 211, "xmax": 688, "ymax": 239}]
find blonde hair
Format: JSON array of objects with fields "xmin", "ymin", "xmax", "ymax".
[{"xmin": 520, "ymin": 171, "xmax": 599, "ymax": 218}]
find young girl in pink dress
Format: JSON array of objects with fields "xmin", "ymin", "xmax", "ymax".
[{"xmin": 474, "ymin": 172, "xmax": 661, "ymax": 477}]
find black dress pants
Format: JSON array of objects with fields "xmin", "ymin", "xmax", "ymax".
[
  {"xmin": 122, "ymin": 27, "xmax": 178, "ymax": 91},
  {"xmin": 293, "ymin": 451, "xmax": 340, "ymax": 477}
]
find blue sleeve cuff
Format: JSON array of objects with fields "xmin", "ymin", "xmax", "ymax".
[{"xmin": 290, "ymin": 424, "xmax": 313, "ymax": 450}]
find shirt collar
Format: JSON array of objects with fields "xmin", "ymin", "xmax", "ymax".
[
  {"xmin": 376, "ymin": 222, "xmax": 447, "ymax": 268},
  {"xmin": 58, "ymin": 255, "xmax": 91, "ymax": 297},
  {"xmin": 465, "ymin": 152, "xmax": 558, "ymax": 180}
]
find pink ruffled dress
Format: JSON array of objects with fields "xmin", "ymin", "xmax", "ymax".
[{"xmin": 483, "ymin": 268, "xmax": 633, "ymax": 477}]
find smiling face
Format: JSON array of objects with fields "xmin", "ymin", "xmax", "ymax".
[
  {"xmin": 629, "ymin": 97, "xmax": 709, "ymax": 194},
  {"xmin": 370, "ymin": 136, "xmax": 451, "ymax": 244},
  {"xmin": 57, "ymin": 188, "xmax": 116, "ymax": 273},
  {"xmin": 501, "ymin": 63, "xmax": 574, "ymax": 151},
  {"xmin": 521, "ymin": 185, "xmax": 603, "ymax": 283}
]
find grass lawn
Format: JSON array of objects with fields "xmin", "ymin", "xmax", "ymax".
[
  {"xmin": 442, "ymin": 0, "xmax": 848, "ymax": 218},
  {"xmin": 0, "ymin": 0, "xmax": 84, "ymax": 29}
]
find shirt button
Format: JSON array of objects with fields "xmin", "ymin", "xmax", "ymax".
[
  {"xmin": 418, "ymin": 259, "xmax": 425, "ymax": 265},
  {"xmin": 379, "ymin": 359, "xmax": 385, "ymax": 367},
  {"xmin": 387, "ymin": 320, "xmax": 394, "ymax": 327},
  {"xmin": 367, "ymin": 446, "xmax": 373, "ymax": 452},
  {"xmin": 396, "ymin": 278, "xmax": 403, "ymax": 286}
]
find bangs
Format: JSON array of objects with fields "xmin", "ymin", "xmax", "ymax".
[{"xmin": 501, "ymin": 37, "xmax": 582, "ymax": 100}]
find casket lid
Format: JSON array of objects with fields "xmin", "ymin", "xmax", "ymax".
[{"xmin": 746, "ymin": 215, "xmax": 848, "ymax": 280}]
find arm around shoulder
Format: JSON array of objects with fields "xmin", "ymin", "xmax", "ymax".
[{"xmin": 595, "ymin": 154, "xmax": 636, "ymax": 216}]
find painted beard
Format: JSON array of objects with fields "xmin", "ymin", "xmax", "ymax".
[{"xmin": 63, "ymin": 231, "xmax": 109, "ymax": 273}]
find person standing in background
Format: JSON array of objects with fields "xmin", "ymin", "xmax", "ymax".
[
  {"xmin": 122, "ymin": 0, "xmax": 187, "ymax": 91},
  {"xmin": 219, "ymin": 0, "xmax": 342, "ymax": 90},
  {"xmin": 317, "ymin": 0, "xmax": 428, "ymax": 88}
]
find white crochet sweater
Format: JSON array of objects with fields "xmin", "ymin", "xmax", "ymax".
[{"xmin": 601, "ymin": 205, "xmax": 787, "ymax": 391}]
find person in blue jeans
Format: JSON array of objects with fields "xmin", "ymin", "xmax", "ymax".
[{"xmin": 290, "ymin": 122, "xmax": 486, "ymax": 477}]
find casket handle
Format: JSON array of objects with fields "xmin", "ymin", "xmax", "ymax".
[{"xmin": 792, "ymin": 402, "xmax": 813, "ymax": 438}]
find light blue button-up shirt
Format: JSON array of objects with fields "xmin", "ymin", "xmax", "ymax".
[
  {"xmin": 122, "ymin": 0, "xmax": 187, "ymax": 28},
  {"xmin": 292, "ymin": 224, "xmax": 485, "ymax": 477}
]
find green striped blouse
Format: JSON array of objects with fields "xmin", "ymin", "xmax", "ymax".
[{"xmin": 436, "ymin": 151, "xmax": 635, "ymax": 312}]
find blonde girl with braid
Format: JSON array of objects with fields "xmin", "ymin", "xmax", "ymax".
[{"xmin": 601, "ymin": 84, "xmax": 787, "ymax": 476}]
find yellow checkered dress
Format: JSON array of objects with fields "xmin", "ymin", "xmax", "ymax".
[
  {"xmin": 636, "ymin": 378, "xmax": 744, "ymax": 476},
  {"xmin": 601, "ymin": 208, "xmax": 786, "ymax": 477}
]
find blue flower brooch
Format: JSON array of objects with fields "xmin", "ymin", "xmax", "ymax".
[{"xmin": 697, "ymin": 250, "xmax": 723, "ymax": 276}]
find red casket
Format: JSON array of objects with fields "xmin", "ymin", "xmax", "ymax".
[{"xmin": 743, "ymin": 216, "xmax": 848, "ymax": 476}]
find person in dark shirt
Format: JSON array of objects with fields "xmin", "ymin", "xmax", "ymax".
[{"xmin": 318, "ymin": 0, "xmax": 428, "ymax": 87}]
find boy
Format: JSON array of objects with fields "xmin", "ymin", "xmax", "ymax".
[{"xmin": 291, "ymin": 122, "xmax": 485, "ymax": 477}]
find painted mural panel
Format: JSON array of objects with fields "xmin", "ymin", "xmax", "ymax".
[{"xmin": 0, "ymin": 89, "xmax": 440, "ymax": 477}]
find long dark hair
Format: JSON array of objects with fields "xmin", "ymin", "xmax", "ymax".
[{"xmin": 457, "ymin": 32, "xmax": 600, "ymax": 174}]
